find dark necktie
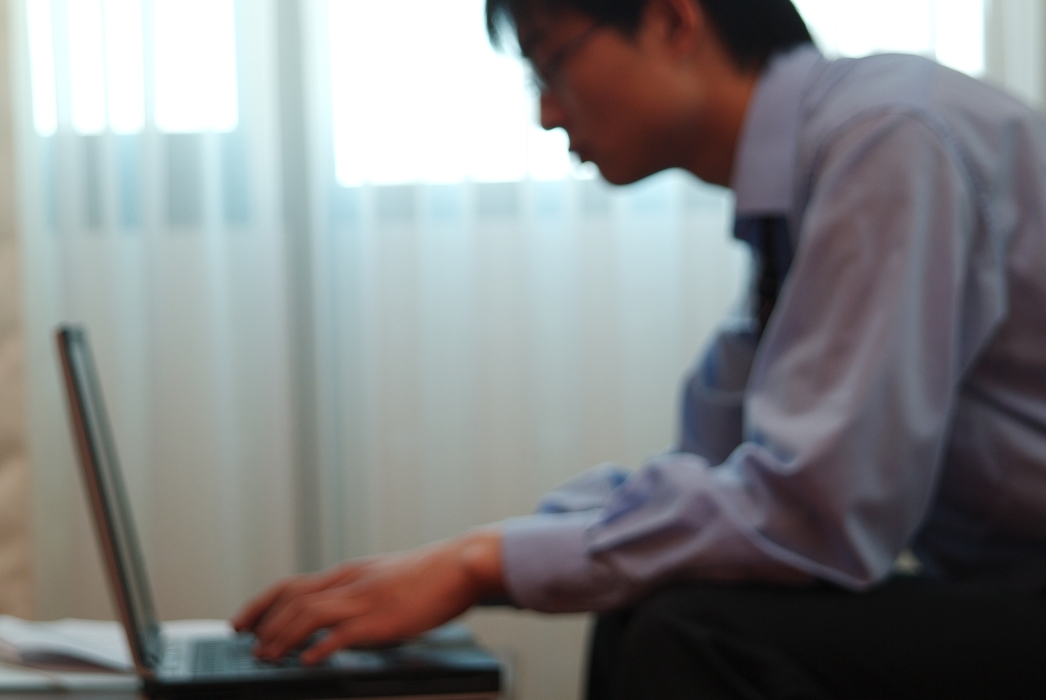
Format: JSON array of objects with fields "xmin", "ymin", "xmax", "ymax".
[{"xmin": 734, "ymin": 216, "xmax": 792, "ymax": 336}]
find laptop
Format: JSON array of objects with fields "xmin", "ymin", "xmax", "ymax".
[{"xmin": 56, "ymin": 325, "xmax": 502, "ymax": 699}]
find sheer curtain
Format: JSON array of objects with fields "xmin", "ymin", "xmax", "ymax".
[
  {"xmin": 15, "ymin": 0, "xmax": 296, "ymax": 621},
  {"xmin": 298, "ymin": 0, "xmax": 745, "ymax": 557},
  {"xmin": 11, "ymin": 1, "xmax": 1009, "ymax": 699}
]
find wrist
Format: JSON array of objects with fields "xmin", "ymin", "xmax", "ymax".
[{"xmin": 457, "ymin": 526, "xmax": 505, "ymax": 598}]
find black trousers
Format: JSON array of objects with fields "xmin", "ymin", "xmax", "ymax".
[{"xmin": 586, "ymin": 577, "xmax": 1046, "ymax": 700}]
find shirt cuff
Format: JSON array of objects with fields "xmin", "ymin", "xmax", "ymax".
[{"xmin": 501, "ymin": 511, "xmax": 615, "ymax": 612}]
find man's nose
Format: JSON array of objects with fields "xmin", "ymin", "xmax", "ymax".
[{"xmin": 540, "ymin": 92, "xmax": 567, "ymax": 131}]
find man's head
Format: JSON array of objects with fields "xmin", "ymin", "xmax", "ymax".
[
  {"xmin": 488, "ymin": 0, "xmax": 812, "ymax": 73},
  {"xmin": 486, "ymin": 0, "xmax": 812, "ymax": 186}
]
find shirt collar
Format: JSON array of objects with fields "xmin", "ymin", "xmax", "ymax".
[{"xmin": 731, "ymin": 44, "xmax": 825, "ymax": 218}]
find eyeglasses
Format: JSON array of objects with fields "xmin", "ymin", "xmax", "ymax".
[{"xmin": 527, "ymin": 23, "xmax": 604, "ymax": 94}]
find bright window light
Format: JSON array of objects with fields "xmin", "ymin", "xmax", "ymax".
[
  {"xmin": 794, "ymin": 0, "xmax": 985, "ymax": 76},
  {"xmin": 934, "ymin": 0, "xmax": 986, "ymax": 76},
  {"xmin": 153, "ymin": 0, "xmax": 239, "ymax": 132},
  {"xmin": 26, "ymin": 0, "xmax": 57, "ymax": 135},
  {"xmin": 329, "ymin": 0, "xmax": 986, "ymax": 186},
  {"xmin": 104, "ymin": 0, "xmax": 145, "ymax": 133},
  {"xmin": 329, "ymin": 0, "xmax": 577, "ymax": 186},
  {"xmin": 25, "ymin": 0, "xmax": 237, "ymax": 135},
  {"xmin": 67, "ymin": 0, "xmax": 107, "ymax": 133}
]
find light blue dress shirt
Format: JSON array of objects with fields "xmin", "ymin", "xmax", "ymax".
[{"xmin": 500, "ymin": 45, "xmax": 1046, "ymax": 612}]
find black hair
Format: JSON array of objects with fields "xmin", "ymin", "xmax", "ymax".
[{"xmin": 486, "ymin": 0, "xmax": 813, "ymax": 72}]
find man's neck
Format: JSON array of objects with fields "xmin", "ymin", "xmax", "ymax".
[{"xmin": 684, "ymin": 67, "xmax": 759, "ymax": 187}]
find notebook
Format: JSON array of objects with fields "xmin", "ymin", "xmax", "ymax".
[{"xmin": 56, "ymin": 325, "xmax": 502, "ymax": 699}]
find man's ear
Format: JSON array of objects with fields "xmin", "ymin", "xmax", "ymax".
[{"xmin": 641, "ymin": 0, "xmax": 708, "ymax": 55}]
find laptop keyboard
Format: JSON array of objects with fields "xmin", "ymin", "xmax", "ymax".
[{"xmin": 192, "ymin": 634, "xmax": 306, "ymax": 676}]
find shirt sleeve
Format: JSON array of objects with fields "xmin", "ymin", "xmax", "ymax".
[{"xmin": 501, "ymin": 111, "xmax": 975, "ymax": 612}]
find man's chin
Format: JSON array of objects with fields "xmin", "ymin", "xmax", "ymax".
[
  {"xmin": 594, "ymin": 163, "xmax": 640, "ymax": 186},
  {"xmin": 597, "ymin": 164, "xmax": 662, "ymax": 187}
]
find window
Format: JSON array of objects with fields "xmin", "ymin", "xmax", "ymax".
[
  {"xmin": 327, "ymin": 0, "xmax": 986, "ymax": 187},
  {"xmin": 793, "ymin": 0, "xmax": 985, "ymax": 75},
  {"xmin": 328, "ymin": 0, "xmax": 577, "ymax": 186},
  {"xmin": 26, "ymin": 0, "xmax": 239, "ymax": 135},
  {"xmin": 29, "ymin": 0, "xmax": 986, "ymax": 173}
]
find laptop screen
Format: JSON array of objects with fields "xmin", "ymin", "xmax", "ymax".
[{"xmin": 56, "ymin": 326, "xmax": 162, "ymax": 670}]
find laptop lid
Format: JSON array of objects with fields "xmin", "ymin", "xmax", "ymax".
[
  {"xmin": 56, "ymin": 325, "xmax": 163, "ymax": 674},
  {"xmin": 56, "ymin": 325, "xmax": 503, "ymax": 698}
]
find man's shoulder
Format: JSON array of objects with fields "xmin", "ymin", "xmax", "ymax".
[
  {"xmin": 806, "ymin": 53, "xmax": 995, "ymax": 123},
  {"xmin": 798, "ymin": 53, "xmax": 1046, "ymax": 177}
]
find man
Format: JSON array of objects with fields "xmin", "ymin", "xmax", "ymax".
[{"xmin": 233, "ymin": 0, "xmax": 1046, "ymax": 697}]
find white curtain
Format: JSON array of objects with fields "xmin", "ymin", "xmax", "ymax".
[
  {"xmin": 9, "ymin": 0, "xmax": 1011, "ymax": 698},
  {"xmin": 15, "ymin": 0, "xmax": 297, "ymax": 623},
  {"xmin": 312, "ymin": 177, "xmax": 741, "ymax": 553}
]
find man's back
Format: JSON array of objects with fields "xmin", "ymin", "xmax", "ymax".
[{"xmin": 788, "ymin": 52, "xmax": 1046, "ymax": 586}]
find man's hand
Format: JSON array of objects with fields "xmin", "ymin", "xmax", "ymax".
[{"xmin": 230, "ymin": 527, "xmax": 504, "ymax": 664}]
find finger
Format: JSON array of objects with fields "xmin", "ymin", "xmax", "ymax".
[
  {"xmin": 255, "ymin": 590, "xmax": 370, "ymax": 659},
  {"xmin": 253, "ymin": 587, "xmax": 330, "ymax": 646},
  {"xmin": 300, "ymin": 610, "xmax": 422, "ymax": 665},
  {"xmin": 230, "ymin": 579, "xmax": 295, "ymax": 631},
  {"xmin": 299, "ymin": 622, "xmax": 361, "ymax": 665},
  {"xmin": 258, "ymin": 597, "xmax": 366, "ymax": 660},
  {"xmin": 237, "ymin": 579, "xmax": 322, "ymax": 633},
  {"xmin": 299, "ymin": 617, "xmax": 399, "ymax": 665},
  {"xmin": 247, "ymin": 565, "xmax": 367, "ymax": 636}
]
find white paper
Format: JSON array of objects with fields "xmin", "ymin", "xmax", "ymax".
[
  {"xmin": 0, "ymin": 616, "xmax": 132, "ymax": 671},
  {"xmin": 0, "ymin": 616, "xmax": 233, "ymax": 673},
  {"xmin": 0, "ymin": 661, "xmax": 140, "ymax": 692}
]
